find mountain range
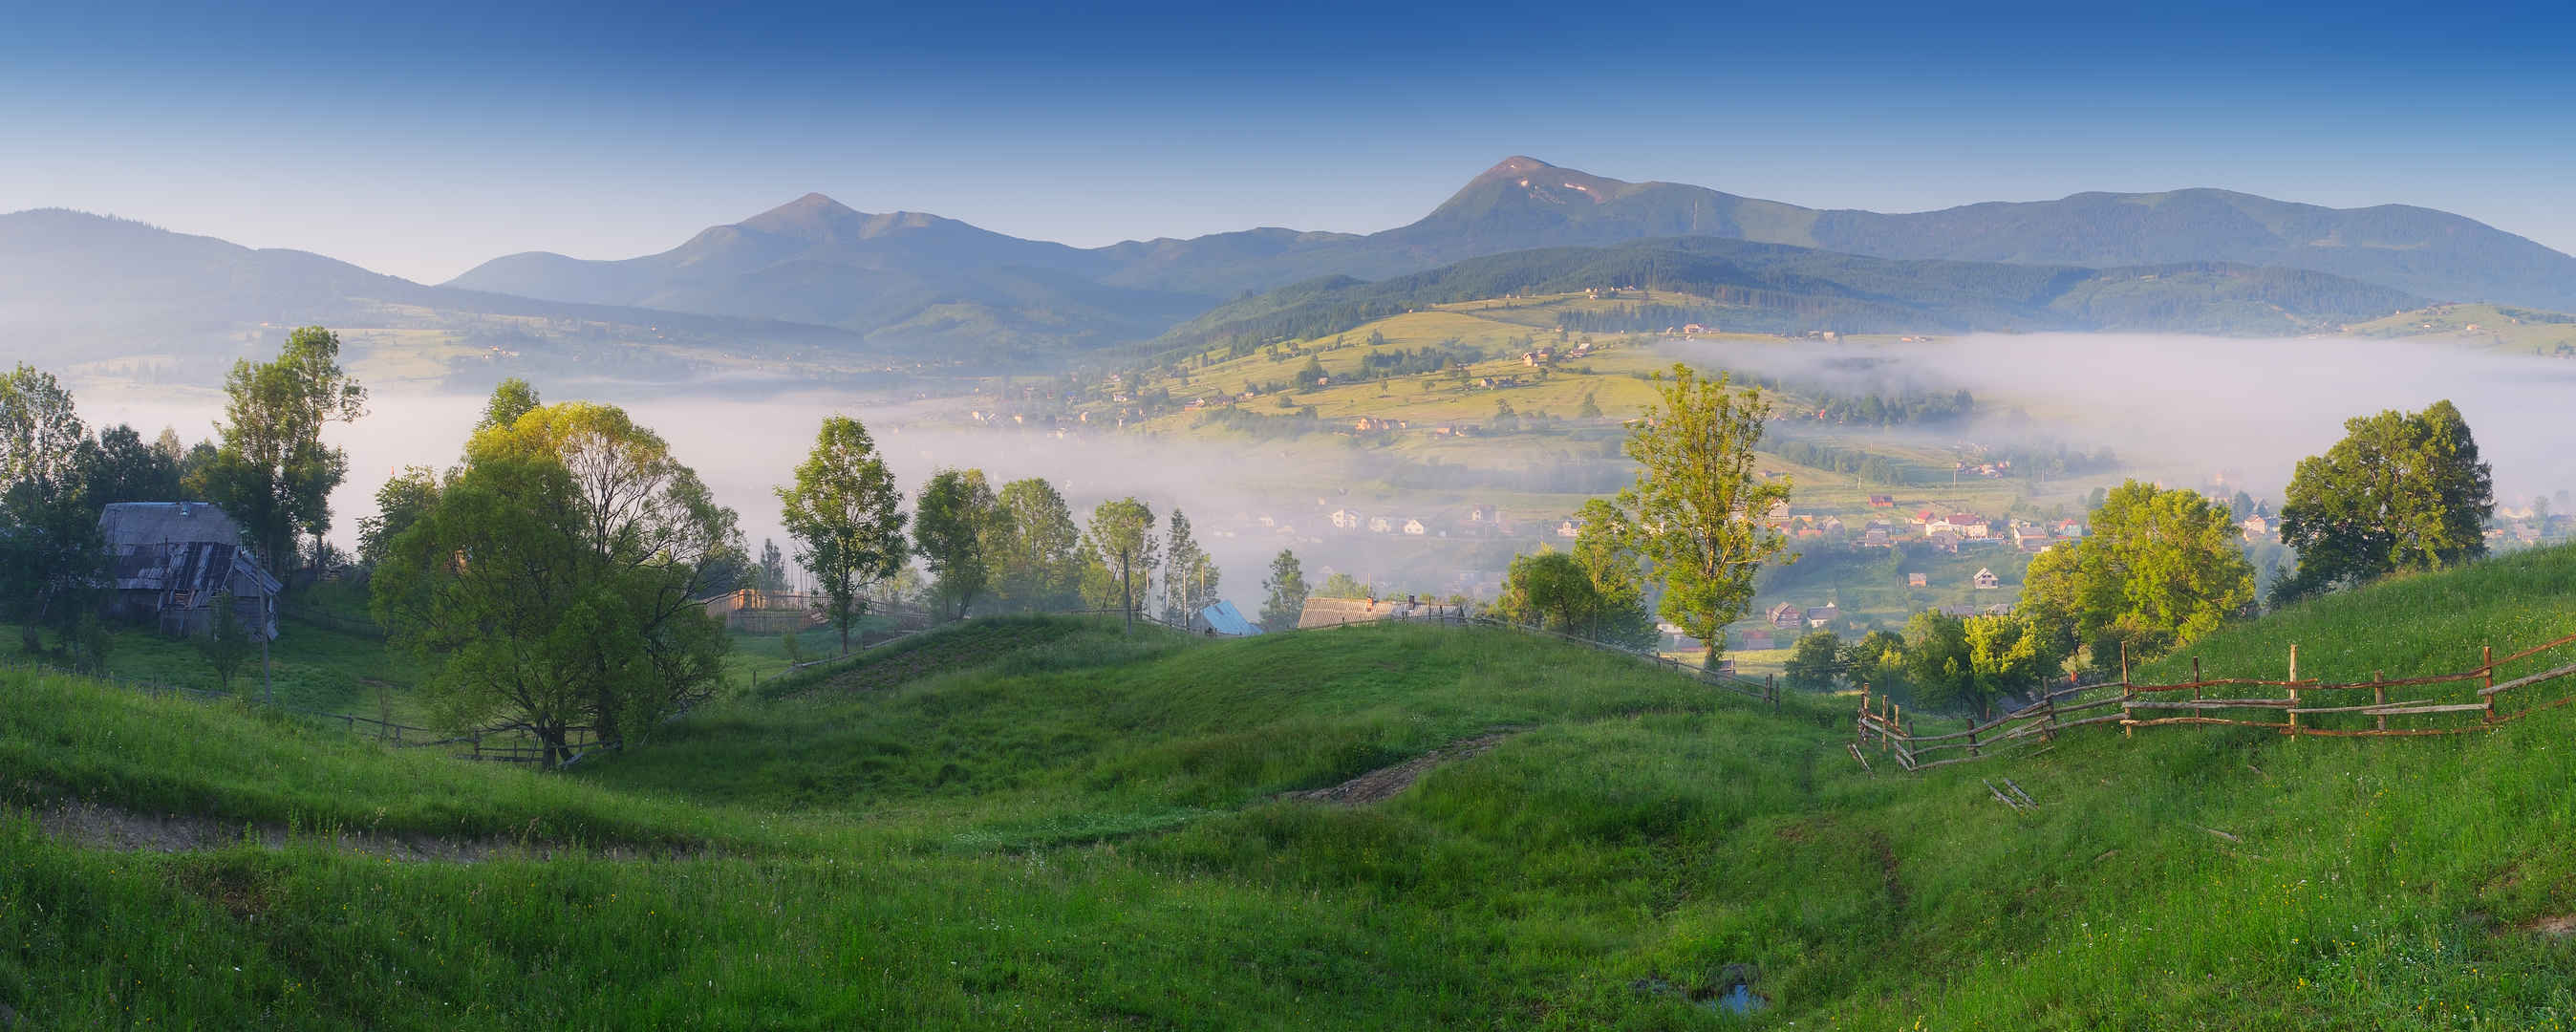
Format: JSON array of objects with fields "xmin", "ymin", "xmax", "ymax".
[
  {"xmin": 10, "ymin": 156, "xmax": 2574, "ymax": 374},
  {"xmin": 441, "ymin": 156, "xmax": 2576, "ymax": 355}
]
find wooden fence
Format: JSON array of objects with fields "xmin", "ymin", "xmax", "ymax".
[
  {"xmin": 1852, "ymin": 632, "xmax": 2576, "ymax": 772},
  {"xmin": 1470, "ymin": 616, "xmax": 1784, "ymax": 709}
]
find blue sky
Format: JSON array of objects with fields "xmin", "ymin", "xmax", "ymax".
[{"xmin": 7, "ymin": 0, "xmax": 2573, "ymax": 282}]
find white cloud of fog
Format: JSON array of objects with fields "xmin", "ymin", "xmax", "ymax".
[{"xmin": 1665, "ymin": 333, "xmax": 2576, "ymax": 505}]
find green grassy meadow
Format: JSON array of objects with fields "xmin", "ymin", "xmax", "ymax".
[{"xmin": 7, "ymin": 548, "xmax": 2576, "ymax": 1028}]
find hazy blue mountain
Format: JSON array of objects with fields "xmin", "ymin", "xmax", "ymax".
[
  {"xmin": 0, "ymin": 208, "xmax": 871, "ymax": 370},
  {"xmin": 1151, "ymin": 236, "xmax": 2427, "ymax": 352},
  {"xmin": 445, "ymin": 157, "xmax": 2576, "ymax": 355}
]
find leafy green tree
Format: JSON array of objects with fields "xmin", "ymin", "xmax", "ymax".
[
  {"xmin": 2272, "ymin": 400, "xmax": 2494, "ymax": 605},
  {"xmin": 375, "ymin": 402, "xmax": 738, "ymax": 763},
  {"xmin": 478, "ymin": 376, "xmax": 542, "ymax": 431},
  {"xmin": 1317, "ymin": 571, "xmax": 1373, "ymax": 599},
  {"xmin": 200, "ymin": 590, "xmax": 254, "ymax": 696},
  {"xmin": 1908, "ymin": 611, "xmax": 2072, "ymax": 720},
  {"xmin": 355, "ymin": 465, "xmax": 442, "ymax": 570},
  {"xmin": 1618, "ymin": 363, "xmax": 1793, "ymax": 669},
  {"xmin": 1160, "ymin": 508, "xmax": 1217, "ymax": 623},
  {"xmin": 1783, "ymin": 630, "xmax": 1844, "ymax": 691},
  {"xmin": 778, "ymin": 416, "xmax": 907, "ymax": 655},
  {"xmin": 1578, "ymin": 392, "xmax": 1604, "ymax": 419},
  {"xmin": 1840, "ymin": 629, "xmax": 1910, "ymax": 694},
  {"xmin": 1903, "ymin": 610, "xmax": 1973, "ymax": 714},
  {"xmin": 914, "ymin": 467, "xmax": 1001, "ymax": 619},
  {"xmin": 1260, "ymin": 549, "xmax": 1309, "ymax": 631},
  {"xmin": 989, "ymin": 478, "xmax": 1084, "ymax": 612},
  {"xmin": 75, "ymin": 423, "xmax": 182, "ymax": 510},
  {"xmin": 0, "ymin": 365, "xmax": 102, "ymax": 653},
  {"xmin": 1086, "ymin": 498, "xmax": 1159, "ymax": 627},
  {"xmin": 757, "ymin": 539, "xmax": 789, "ymax": 592},
  {"xmin": 2021, "ymin": 480, "xmax": 2254, "ymax": 661},
  {"xmin": 195, "ymin": 327, "xmax": 367, "ymax": 577}
]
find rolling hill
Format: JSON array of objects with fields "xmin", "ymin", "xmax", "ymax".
[
  {"xmin": 9, "ymin": 541, "xmax": 2576, "ymax": 1026},
  {"xmin": 1152, "ymin": 236, "xmax": 2428, "ymax": 352}
]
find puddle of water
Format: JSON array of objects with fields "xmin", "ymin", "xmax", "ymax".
[{"xmin": 1708, "ymin": 983, "xmax": 1767, "ymax": 1015}]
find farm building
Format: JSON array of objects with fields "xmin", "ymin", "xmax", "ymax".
[
  {"xmin": 1196, "ymin": 599, "xmax": 1263, "ymax": 636},
  {"xmin": 1296, "ymin": 595, "xmax": 1463, "ymax": 630},
  {"xmin": 1973, "ymin": 568, "xmax": 2002, "ymax": 590},
  {"xmin": 97, "ymin": 502, "xmax": 280, "ymax": 641},
  {"xmin": 701, "ymin": 589, "xmax": 825, "ymax": 634}
]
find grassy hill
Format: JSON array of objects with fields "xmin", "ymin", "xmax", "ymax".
[
  {"xmin": 1148, "ymin": 237, "xmax": 2426, "ymax": 355},
  {"xmin": 10, "ymin": 546, "xmax": 2576, "ymax": 1026}
]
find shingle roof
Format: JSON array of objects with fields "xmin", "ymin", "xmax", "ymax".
[{"xmin": 97, "ymin": 502, "xmax": 242, "ymax": 550}]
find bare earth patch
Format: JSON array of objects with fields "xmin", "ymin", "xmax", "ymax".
[
  {"xmin": 33, "ymin": 801, "xmax": 693, "ymax": 863},
  {"xmin": 2522, "ymin": 914, "xmax": 2576, "ymax": 936},
  {"xmin": 1283, "ymin": 732, "xmax": 1516, "ymax": 806}
]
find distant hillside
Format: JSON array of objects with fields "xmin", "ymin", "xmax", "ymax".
[
  {"xmin": 1153, "ymin": 237, "xmax": 2425, "ymax": 351},
  {"xmin": 444, "ymin": 157, "xmax": 2576, "ymax": 362},
  {"xmin": 0, "ymin": 208, "xmax": 875, "ymax": 375},
  {"xmin": 446, "ymin": 194, "xmax": 1212, "ymax": 358}
]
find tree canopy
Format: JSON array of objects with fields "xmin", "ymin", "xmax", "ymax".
[
  {"xmin": 373, "ymin": 400, "xmax": 738, "ymax": 763},
  {"xmin": 1259, "ymin": 549, "xmax": 1309, "ymax": 632},
  {"xmin": 914, "ymin": 467, "xmax": 1002, "ymax": 619},
  {"xmin": 196, "ymin": 327, "xmax": 367, "ymax": 576},
  {"xmin": 1618, "ymin": 363, "xmax": 1792, "ymax": 668},
  {"xmin": 2272, "ymin": 399, "xmax": 2493, "ymax": 605},
  {"xmin": 988, "ymin": 478, "xmax": 1084, "ymax": 612},
  {"xmin": 778, "ymin": 416, "xmax": 907, "ymax": 655},
  {"xmin": 2021, "ymin": 480, "xmax": 2254, "ymax": 661}
]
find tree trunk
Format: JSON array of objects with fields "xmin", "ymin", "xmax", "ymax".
[
  {"xmin": 1120, "ymin": 553, "xmax": 1133, "ymax": 631},
  {"xmin": 1702, "ymin": 635, "xmax": 1720, "ymax": 672}
]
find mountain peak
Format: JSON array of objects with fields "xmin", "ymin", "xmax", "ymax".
[{"xmin": 740, "ymin": 192, "xmax": 863, "ymax": 238}]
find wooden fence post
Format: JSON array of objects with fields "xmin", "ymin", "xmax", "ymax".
[
  {"xmin": 2119, "ymin": 640, "xmax": 2133, "ymax": 737},
  {"xmin": 2192, "ymin": 656, "xmax": 2201, "ymax": 701},
  {"xmin": 2286, "ymin": 644, "xmax": 2302, "ymax": 735},
  {"xmin": 2372, "ymin": 672, "xmax": 2386, "ymax": 733},
  {"xmin": 2482, "ymin": 645, "xmax": 2496, "ymax": 724},
  {"xmin": 1767, "ymin": 674, "xmax": 1778, "ymax": 713}
]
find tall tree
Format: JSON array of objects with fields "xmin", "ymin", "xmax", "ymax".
[
  {"xmin": 777, "ymin": 416, "xmax": 907, "ymax": 655},
  {"xmin": 989, "ymin": 478, "xmax": 1084, "ymax": 612},
  {"xmin": 2272, "ymin": 400, "xmax": 2494, "ymax": 605},
  {"xmin": 478, "ymin": 376, "xmax": 542, "ymax": 431},
  {"xmin": 1259, "ymin": 548, "xmax": 1309, "ymax": 632},
  {"xmin": 75, "ymin": 423, "xmax": 183, "ymax": 509},
  {"xmin": 758, "ymin": 539, "xmax": 789, "ymax": 592},
  {"xmin": 1160, "ymin": 508, "xmax": 1216, "ymax": 623},
  {"xmin": 356, "ymin": 465, "xmax": 442, "ymax": 570},
  {"xmin": 0, "ymin": 365, "xmax": 101, "ymax": 652},
  {"xmin": 1085, "ymin": 498, "xmax": 1158, "ymax": 628},
  {"xmin": 1618, "ymin": 363, "xmax": 1792, "ymax": 669},
  {"xmin": 914, "ymin": 467, "xmax": 1001, "ymax": 619},
  {"xmin": 198, "ymin": 327, "xmax": 367, "ymax": 577},
  {"xmin": 1783, "ymin": 630, "xmax": 1845, "ymax": 691},
  {"xmin": 2021, "ymin": 480, "xmax": 2252, "ymax": 661},
  {"xmin": 374, "ymin": 401, "xmax": 738, "ymax": 763}
]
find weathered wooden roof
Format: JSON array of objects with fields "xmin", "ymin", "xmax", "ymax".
[{"xmin": 97, "ymin": 502, "xmax": 242, "ymax": 550}]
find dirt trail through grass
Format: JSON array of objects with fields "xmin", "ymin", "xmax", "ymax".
[{"xmin": 1283, "ymin": 732, "xmax": 1518, "ymax": 805}]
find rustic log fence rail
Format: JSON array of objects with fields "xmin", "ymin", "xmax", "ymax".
[{"xmin": 1852, "ymin": 631, "xmax": 2576, "ymax": 772}]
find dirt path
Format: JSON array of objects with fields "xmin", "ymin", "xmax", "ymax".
[
  {"xmin": 32, "ymin": 801, "xmax": 694, "ymax": 863},
  {"xmin": 1283, "ymin": 732, "xmax": 1517, "ymax": 806}
]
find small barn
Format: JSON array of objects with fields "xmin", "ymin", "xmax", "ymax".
[
  {"xmin": 97, "ymin": 502, "xmax": 280, "ymax": 641},
  {"xmin": 1196, "ymin": 599, "xmax": 1263, "ymax": 636}
]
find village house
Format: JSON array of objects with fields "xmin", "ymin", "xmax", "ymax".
[
  {"xmin": 1867, "ymin": 494, "xmax": 1895, "ymax": 508},
  {"xmin": 1929, "ymin": 513, "xmax": 1992, "ymax": 539},
  {"xmin": 1907, "ymin": 571, "xmax": 1928, "ymax": 588},
  {"xmin": 1818, "ymin": 516, "xmax": 1846, "ymax": 534},
  {"xmin": 1921, "ymin": 530, "xmax": 1962, "ymax": 554},
  {"xmin": 1972, "ymin": 568, "xmax": 2002, "ymax": 590},
  {"xmin": 97, "ymin": 502, "xmax": 281, "ymax": 642},
  {"xmin": 2242, "ymin": 514, "xmax": 2271, "ymax": 541},
  {"xmin": 1805, "ymin": 604, "xmax": 1841, "ymax": 629},
  {"xmin": 1555, "ymin": 518, "xmax": 1580, "ymax": 539},
  {"xmin": 1367, "ymin": 515, "xmax": 1395, "ymax": 534},
  {"xmin": 1768, "ymin": 602, "xmax": 1804, "ymax": 630},
  {"xmin": 1733, "ymin": 627, "xmax": 1773, "ymax": 651},
  {"xmin": 1329, "ymin": 507, "xmax": 1363, "ymax": 530},
  {"xmin": 1402, "ymin": 518, "xmax": 1428, "ymax": 536},
  {"xmin": 1861, "ymin": 527, "xmax": 1892, "ymax": 548}
]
